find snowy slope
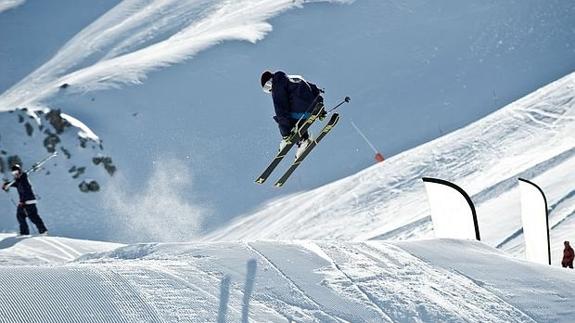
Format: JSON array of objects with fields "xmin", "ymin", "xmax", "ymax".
[
  {"xmin": 0, "ymin": 237, "xmax": 572, "ymax": 322},
  {"xmin": 206, "ymin": 72, "xmax": 575, "ymax": 260},
  {"xmin": 2, "ymin": 0, "xmax": 575, "ymax": 238},
  {"xmin": 0, "ymin": 108, "xmax": 117, "ymax": 239}
]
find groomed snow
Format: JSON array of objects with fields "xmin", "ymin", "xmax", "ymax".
[{"xmin": 0, "ymin": 235, "xmax": 573, "ymax": 322}]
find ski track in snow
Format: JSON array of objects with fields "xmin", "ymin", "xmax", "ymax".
[
  {"xmin": 302, "ymin": 242, "xmax": 394, "ymax": 322},
  {"xmin": 316, "ymin": 242, "xmax": 536, "ymax": 323},
  {"xmin": 246, "ymin": 242, "xmax": 350, "ymax": 323},
  {"xmin": 107, "ymin": 263, "xmax": 229, "ymax": 322}
]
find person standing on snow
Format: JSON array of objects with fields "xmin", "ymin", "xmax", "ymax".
[
  {"xmin": 562, "ymin": 241, "xmax": 574, "ymax": 269},
  {"xmin": 2, "ymin": 164, "xmax": 48, "ymax": 236},
  {"xmin": 260, "ymin": 70, "xmax": 326, "ymax": 158}
]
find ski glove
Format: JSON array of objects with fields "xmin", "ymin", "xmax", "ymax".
[{"xmin": 318, "ymin": 110, "xmax": 327, "ymax": 121}]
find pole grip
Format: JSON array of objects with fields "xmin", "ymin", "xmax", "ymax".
[{"xmin": 327, "ymin": 96, "xmax": 351, "ymax": 113}]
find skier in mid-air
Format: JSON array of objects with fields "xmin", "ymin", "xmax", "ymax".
[
  {"xmin": 260, "ymin": 70, "xmax": 326, "ymax": 158},
  {"xmin": 2, "ymin": 164, "xmax": 48, "ymax": 236}
]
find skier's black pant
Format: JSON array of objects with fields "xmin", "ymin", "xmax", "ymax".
[
  {"xmin": 281, "ymin": 118, "xmax": 310, "ymax": 142},
  {"xmin": 16, "ymin": 204, "xmax": 48, "ymax": 235}
]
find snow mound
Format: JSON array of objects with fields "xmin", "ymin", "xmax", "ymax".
[
  {"xmin": 0, "ymin": 238, "xmax": 572, "ymax": 322},
  {"xmin": 0, "ymin": 233, "xmax": 120, "ymax": 266}
]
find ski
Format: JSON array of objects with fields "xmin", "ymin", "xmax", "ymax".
[
  {"xmin": 274, "ymin": 113, "xmax": 340, "ymax": 188},
  {"xmin": 255, "ymin": 103, "xmax": 325, "ymax": 184},
  {"xmin": 29, "ymin": 151, "xmax": 59, "ymax": 173},
  {"xmin": 3, "ymin": 152, "xmax": 58, "ymax": 189}
]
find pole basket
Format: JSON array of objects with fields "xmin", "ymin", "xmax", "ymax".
[{"xmin": 375, "ymin": 153, "xmax": 385, "ymax": 163}]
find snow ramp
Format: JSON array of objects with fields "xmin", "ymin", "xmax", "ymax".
[{"xmin": 0, "ymin": 237, "xmax": 573, "ymax": 322}]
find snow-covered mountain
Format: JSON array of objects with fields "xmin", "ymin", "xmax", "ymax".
[
  {"xmin": 0, "ymin": 108, "xmax": 117, "ymax": 238},
  {"xmin": 206, "ymin": 71, "xmax": 575, "ymax": 266},
  {"xmin": 0, "ymin": 108, "xmax": 114, "ymax": 189},
  {"xmin": 0, "ymin": 235, "xmax": 573, "ymax": 322}
]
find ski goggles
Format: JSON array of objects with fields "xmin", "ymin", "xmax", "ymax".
[{"xmin": 262, "ymin": 79, "xmax": 272, "ymax": 94}]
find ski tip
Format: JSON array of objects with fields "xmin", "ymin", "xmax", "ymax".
[
  {"xmin": 255, "ymin": 178, "xmax": 266, "ymax": 184},
  {"xmin": 274, "ymin": 182, "xmax": 284, "ymax": 188}
]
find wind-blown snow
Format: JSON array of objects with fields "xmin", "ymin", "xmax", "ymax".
[
  {"xmin": 0, "ymin": 236, "xmax": 572, "ymax": 322},
  {"xmin": 0, "ymin": 0, "xmax": 24, "ymax": 13},
  {"xmin": 205, "ymin": 71, "xmax": 575, "ymax": 262},
  {"xmin": 103, "ymin": 158, "xmax": 208, "ymax": 241},
  {"xmin": 0, "ymin": 0, "xmax": 352, "ymax": 110}
]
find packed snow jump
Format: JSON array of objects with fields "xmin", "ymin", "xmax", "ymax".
[{"xmin": 255, "ymin": 70, "xmax": 350, "ymax": 186}]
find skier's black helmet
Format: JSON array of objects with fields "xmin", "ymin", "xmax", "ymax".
[
  {"xmin": 260, "ymin": 71, "xmax": 273, "ymax": 88},
  {"xmin": 11, "ymin": 164, "xmax": 21, "ymax": 172}
]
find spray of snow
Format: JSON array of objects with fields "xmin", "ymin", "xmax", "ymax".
[
  {"xmin": 0, "ymin": 0, "xmax": 353, "ymax": 110},
  {"xmin": 0, "ymin": 0, "xmax": 25, "ymax": 13},
  {"xmin": 104, "ymin": 158, "xmax": 208, "ymax": 242}
]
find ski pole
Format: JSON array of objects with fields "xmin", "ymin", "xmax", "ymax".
[
  {"xmin": 9, "ymin": 197, "xmax": 17, "ymax": 207},
  {"xmin": 351, "ymin": 120, "xmax": 385, "ymax": 163},
  {"xmin": 326, "ymin": 96, "xmax": 351, "ymax": 113},
  {"xmin": 351, "ymin": 121, "xmax": 378, "ymax": 154},
  {"xmin": 29, "ymin": 151, "xmax": 58, "ymax": 173},
  {"xmin": 290, "ymin": 93, "xmax": 324, "ymax": 135},
  {"xmin": 291, "ymin": 95, "xmax": 349, "ymax": 135}
]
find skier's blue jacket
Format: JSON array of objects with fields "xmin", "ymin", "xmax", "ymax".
[
  {"xmin": 271, "ymin": 71, "xmax": 323, "ymax": 136},
  {"xmin": 13, "ymin": 173, "xmax": 36, "ymax": 203}
]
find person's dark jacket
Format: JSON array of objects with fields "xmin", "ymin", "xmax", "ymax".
[
  {"xmin": 271, "ymin": 71, "xmax": 322, "ymax": 136},
  {"xmin": 563, "ymin": 244, "xmax": 574, "ymax": 266},
  {"xmin": 13, "ymin": 173, "xmax": 36, "ymax": 203}
]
